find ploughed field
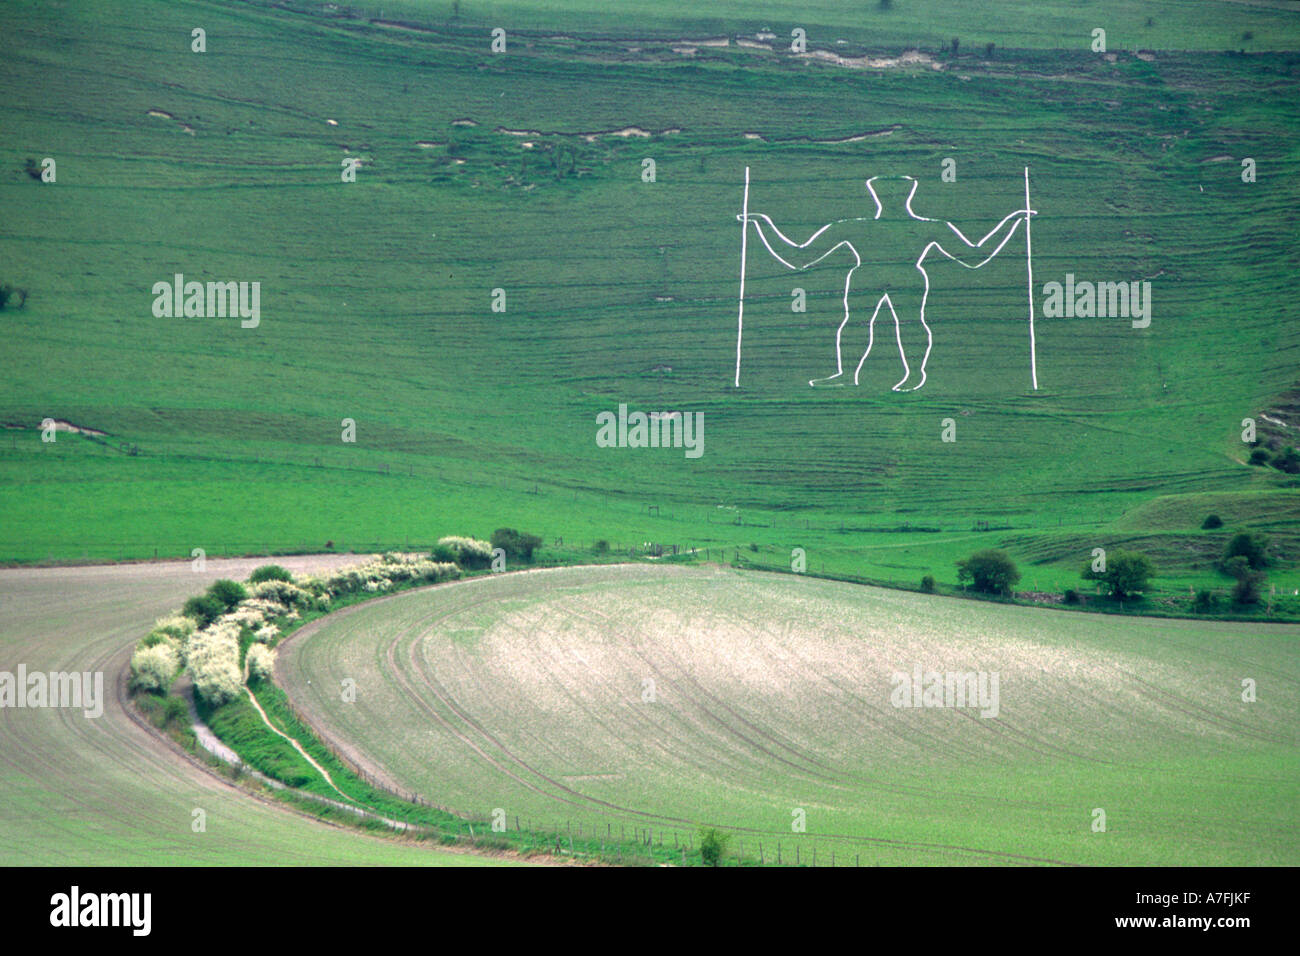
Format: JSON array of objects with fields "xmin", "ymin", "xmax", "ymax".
[
  {"xmin": 277, "ymin": 564, "xmax": 1300, "ymax": 865},
  {"xmin": 0, "ymin": 557, "xmax": 519, "ymax": 865}
]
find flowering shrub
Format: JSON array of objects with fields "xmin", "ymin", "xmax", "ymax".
[
  {"xmin": 152, "ymin": 615, "xmax": 197, "ymax": 641},
  {"xmin": 433, "ymin": 536, "xmax": 493, "ymax": 569},
  {"xmin": 220, "ymin": 606, "xmax": 267, "ymax": 630},
  {"xmin": 132, "ymin": 553, "xmax": 460, "ymax": 710},
  {"xmin": 240, "ymin": 597, "xmax": 289, "ymax": 618},
  {"xmin": 130, "ymin": 643, "xmax": 181, "ymax": 692},
  {"xmin": 321, "ymin": 555, "xmax": 459, "ymax": 596},
  {"xmin": 248, "ymin": 579, "xmax": 315, "ymax": 610},
  {"xmin": 186, "ymin": 622, "xmax": 243, "ymax": 706},
  {"xmin": 246, "ymin": 644, "xmax": 275, "ymax": 681}
]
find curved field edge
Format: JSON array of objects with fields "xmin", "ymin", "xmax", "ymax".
[
  {"xmin": 0, "ymin": 556, "xmax": 516, "ymax": 866},
  {"xmin": 139, "ymin": 560, "xmax": 716, "ymax": 865},
  {"xmin": 277, "ymin": 563, "xmax": 1300, "ymax": 867}
]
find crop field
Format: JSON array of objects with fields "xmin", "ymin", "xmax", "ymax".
[
  {"xmin": 0, "ymin": 556, "xmax": 520, "ymax": 865},
  {"xmin": 278, "ymin": 564, "xmax": 1300, "ymax": 866}
]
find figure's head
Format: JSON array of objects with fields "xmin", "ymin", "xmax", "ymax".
[{"xmin": 864, "ymin": 175, "xmax": 920, "ymax": 218}]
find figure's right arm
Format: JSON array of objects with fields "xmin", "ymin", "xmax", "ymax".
[{"xmin": 739, "ymin": 213, "xmax": 861, "ymax": 270}]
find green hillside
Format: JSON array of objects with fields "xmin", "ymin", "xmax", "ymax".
[{"xmin": 1, "ymin": 0, "xmax": 1298, "ymax": 607}]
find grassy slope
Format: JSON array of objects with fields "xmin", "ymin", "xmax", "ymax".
[
  {"xmin": 0, "ymin": 555, "xmax": 520, "ymax": 865},
  {"xmin": 1, "ymin": 0, "xmax": 1298, "ymax": 602},
  {"xmin": 322, "ymin": 0, "xmax": 1300, "ymax": 51},
  {"xmin": 279, "ymin": 564, "xmax": 1300, "ymax": 866}
]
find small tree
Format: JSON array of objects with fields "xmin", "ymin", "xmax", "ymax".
[
  {"xmin": 1221, "ymin": 532, "xmax": 1269, "ymax": 571},
  {"xmin": 1192, "ymin": 589, "xmax": 1219, "ymax": 613},
  {"xmin": 1223, "ymin": 556, "xmax": 1265, "ymax": 605},
  {"xmin": 1201, "ymin": 514, "xmax": 1223, "ymax": 529},
  {"xmin": 0, "ymin": 283, "xmax": 28, "ymax": 310},
  {"xmin": 920, "ymin": 574, "xmax": 936, "ymax": 593},
  {"xmin": 1081, "ymin": 550, "xmax": 1155, "ymax": 600},
  {"xmin": 249, "ymin": 564, "xmax": 293, "ymax": 584},
  {"xmin": 955, "ymin": 549, "xmax": 1020, "ymax": 595},
  {"xmin": 698, "ymin": 827, "xmax": 731, "ymax": 867},
  {"xmin": 1248, "ymin": 448, "xmax": 1270, "ymax": 465}
]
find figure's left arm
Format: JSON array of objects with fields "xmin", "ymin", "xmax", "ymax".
[{"xmin": 930, "ymin": 208, "xmax": 1035, "ymax": 268}]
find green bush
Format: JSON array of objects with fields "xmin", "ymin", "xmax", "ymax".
[
  {"xmin": 161, "ymin": 695, "xmax": 189, "ymax": 731},
  {"xmin": 1063, "ymin": 588, "xmax": 1080, "ymax": 604},
  {"xmin": 1201, "ymin": 514, "xmax": 1223, "ymax": 529},
  {"xmin": 594, "ymin": 539, "xmax": 610, "ymax": 554},
  {"xmin": 1192, "ymin": 589, "xmax": 1219, "ymax": 613},
  {"xmin": 920, "ymin": 574, "xmax": 936, "ymax": 593},
  {"xmin": 698, "ymin": 827, "xmax": 731, "ymax": 867},
  {"xmin": 491, "ymin": 527, "xmax": 542, "ymax": 563},
  {"xmin": 182, "ymin": 594, "xmax": 224, "ymax": 627},
  {"xmin": 1248, "ymin": 448, "xmax": 1270, "ymax": 465},
  {"xmin": 955, "ymin": 549, "xmax": 1020, "ymax": 595},
  {"xmin": 1274, "ymin": 447, "xmax": 1300, "ymax": 474},
  {"xmin": 137, "ymin": 693, "xmax": 190, "ymax": 732},
  {"xmin": 248, "ymin": 564, "xmax": 293, "ymax": 584},
  {"xmin": 206, "ymin": 578, "xmax": 248, "ymax": 611}
]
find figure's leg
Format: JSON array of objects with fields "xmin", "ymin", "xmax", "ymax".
[
  {"xmin": 810, "ymin": 267, "xmax": 861, "ymax": 387},
  {"xmin": 885, "ymin": 286, "xmax": 932, "ymax": 392},
  {"xmin": 849, "ymin": 294, "xmax": 889, "ymax": 385}
]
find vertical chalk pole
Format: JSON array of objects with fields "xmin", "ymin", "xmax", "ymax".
[
  {"xmin": 1024, "ymin": 165, "xmax": 1038, "ymax": 390},
  {"xmin": 734, "ymin": 166, "xmax": 751, "ymax": 388}
]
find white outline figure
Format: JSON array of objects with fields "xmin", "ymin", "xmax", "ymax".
[{"xmin": 734, "ymin": 169, "xmax": 1037, "ymax": 392}]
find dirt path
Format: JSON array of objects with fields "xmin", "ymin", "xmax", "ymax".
[{"xmin": 242, "ymin": 684, "xmax": 352, "ymax": 802}]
